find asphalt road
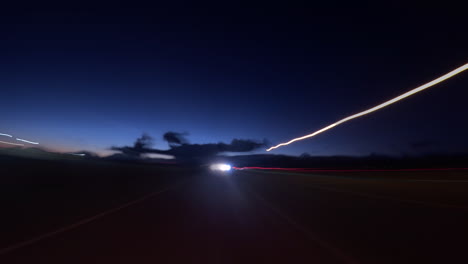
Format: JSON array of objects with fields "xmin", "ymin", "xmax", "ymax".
[{"xmin": 1, "ymin": 169, "xmax": 468, "ymax": 264}]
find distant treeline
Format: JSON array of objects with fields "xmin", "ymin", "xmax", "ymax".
[{"xmin": 1, "ymin": 147, "xmax": 468, "ymax": 169}]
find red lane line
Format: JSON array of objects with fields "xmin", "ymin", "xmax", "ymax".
[{"xmin": 233, "ymin": 167, "xmax": 468, "ymax": 172}]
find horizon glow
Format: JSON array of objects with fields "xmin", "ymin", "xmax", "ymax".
[{"xmin": 0, "ymin": 140, "xmax": 24, "ymax": 146}]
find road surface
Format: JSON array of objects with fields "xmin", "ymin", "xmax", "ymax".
[{"xmin": 1, "ymin": 168, "xmax": 468, "ymax": 263}]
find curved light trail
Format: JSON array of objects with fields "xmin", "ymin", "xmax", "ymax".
[
  {"xmin": 16, "ymin": 138, "xmax": 39, "ymax": 145},
  {"xmin": 0, "ymin": 133, "xmax": 12, "ymax": 137},
  {"xmin": 267, "ymin": 63, "xmax": 468, "ymax": 151},
  {"xmin": 0, "ymin": 140, "xmax": 24, "ymax": 146}
]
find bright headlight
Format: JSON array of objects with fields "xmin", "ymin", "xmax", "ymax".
[{"xmin": 210, "ymin": 163, "xmax": 232, "ymax": 171}]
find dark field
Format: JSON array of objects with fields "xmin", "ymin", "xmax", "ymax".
[
  {"xmin": 0, "ymin": 158, "xmax": 192, "ymax": 252},
  {"xmin": 237, "ymin": 169, "xmax": 468, "ymax": 263},
  {"xmin": 1, "ymin": 157, "xmax": 468, "ymax": 263}
]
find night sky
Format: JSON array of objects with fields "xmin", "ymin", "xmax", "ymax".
[{"xmin": 1, "ymin": 2, "xmax": 467, "ymax": 156}]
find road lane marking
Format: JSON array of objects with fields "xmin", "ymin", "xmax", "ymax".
[
  {"xmin": 248, "ymin": 188, "xmax": 359, "ymax": 264},
  {"xmin": 240, "ymin": 170, "xmax": 468, "ymax": 208},
  {"xmin": 306, "ymin": 185, "xmax": 468, "ymax": 210},
  {"xmin": 0, "ymin": 181, "xmax": 186, "ymax": 256},
  {"xmin": 248, "ymin": 169, "xmax": 468, "ymax": 183}
]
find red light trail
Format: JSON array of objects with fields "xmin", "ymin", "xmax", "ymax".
[{"xmin": 233, "ymin": 167, "xmax": 468, "ymax": 172}]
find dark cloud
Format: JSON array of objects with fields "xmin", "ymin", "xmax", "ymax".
[
  {"xmin": 112, "ymin": 133, "xmax": 267, "ymax": 160},
  {"xmin": 134, "ymin": 133, "xmax": 154, "ymax": 150},
  {"xmin": 163, "ymin": 132, "xmax": 189, "ymax": 147},
  {"xmin": 218, "ymin": 139, "xmax": 266, "ymax": 153},
  {"xmin": 110, "ymin": 146, "xmax": 145, "ymax": 158}
]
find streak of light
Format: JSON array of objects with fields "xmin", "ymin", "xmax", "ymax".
[
  {"xmin": 233, "ymin": 167, "xmax": 468, "ymax": 172},
  {"xmin": 267, "ymin": 63, "xmax": 468, "ymax": 151},
  {"xmin": 210, "ymin": 163, "xmax": 232, "ymax": 171},
  {"xmin": 0, "ymin": 140, "xmax": 24, "ymax": 146},
  {"xmin": 16, "ymin": 138, "xmax": 39, "ymax": 145},
  {"xmin": 70, "ymin": 153, "xmax": 85, "ymax": 156},
  {"xmin": 0, "ymin": 133, "xmax": 13, "ymax": 137}
]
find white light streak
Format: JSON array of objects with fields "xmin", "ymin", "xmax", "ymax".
[
  {"xmin": 210, "ymin": 163, "xmax": 232, "ymax": 171},
  {"xmin": 16, "ymin": 138, "xmax": 39, "ymax": 145},
  {"xmin": 267, "ymin": 63, "xmax": 468, "ymax": 151},
  {"xmin": 0, "ymin": 140, "xmax": 24, "ymax": 146},
  {"xmin": 0, "ymin": 133, "xmax": 12, "ymax": 137}
]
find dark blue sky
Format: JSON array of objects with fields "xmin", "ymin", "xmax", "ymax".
[{"xmin": 1, "ymin": 2, "xmax": 467, "ymax": 156}]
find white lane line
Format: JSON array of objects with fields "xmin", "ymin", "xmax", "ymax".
[
  {"xmin": 249, "ymin": 189, "xmax": 359, "ymax": 264},
  {"xmin": 0, "ymin": 181, "xmax": 185, "ymax": 256}
]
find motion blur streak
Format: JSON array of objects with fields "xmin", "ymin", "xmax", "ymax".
[
  {"xmin": 267, "ymin": 63, "xmax": 468, "ymax": 151},
  {"xmin": 15, "ymin": 138, "xmax": 39, "ymax": 145},
  {"xmin": 0, "ymin": 133, "xmax": 12, "ymax": 137},
  {"xmin": 233, "ymin": 167, "xmax": 468, "ymax": 172},
  {"xmin": 0, "ymin": 140, "xmax": 24, "ymax": 146}
]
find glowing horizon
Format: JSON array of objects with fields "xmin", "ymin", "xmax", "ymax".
[
  {"xmin": 0, "ymin": 140, "xmax": 24, "ymax": 146},
  {"xmin": 267, "ymin": 63, "xmax": 468, "ymax": 151}
]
